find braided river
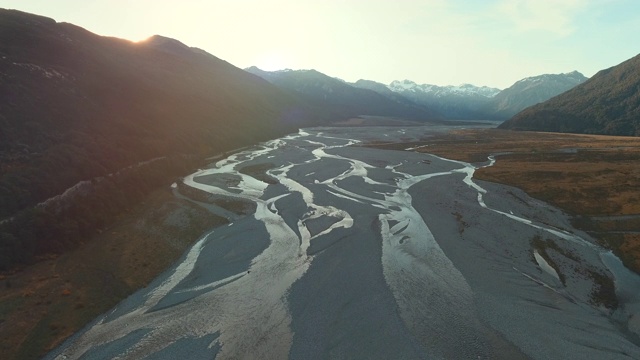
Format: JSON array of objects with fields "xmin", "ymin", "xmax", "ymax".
[{"xmin": 49, "ymin": 125, "xmax": 640, "ymax": 359}]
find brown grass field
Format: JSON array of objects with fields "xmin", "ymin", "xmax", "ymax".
[
  {"xmin": 0, "ymin": 189, "xmax": 226, "ymax": 360},
  {"xmin": 368, "ymin": 128, "xmax": 640, "ymax": 274}
]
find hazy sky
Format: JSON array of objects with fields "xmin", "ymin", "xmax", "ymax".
[{"xmin": 4, "ymin": 0, "xmax": 640, "ymax": 88}]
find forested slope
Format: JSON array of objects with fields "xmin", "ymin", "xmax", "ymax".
[
  {"xmin": 500, "ymin": 54, "xmax": 640, "ymax": 136},
  {"xmin": 0, "ymin": 9, "xmax": 326, "ymax": 269}
]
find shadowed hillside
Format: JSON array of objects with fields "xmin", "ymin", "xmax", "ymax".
[
  {"xmin": 486, "ymin": 71, "xmax": 587, "ymax": 120},
  {"xmin": 0, "ymin": 9, "xmax": 327, "ymax": 269},
  {"xmin": 500, "ymin": 54, "xmax": 640, "ymax": 136}
]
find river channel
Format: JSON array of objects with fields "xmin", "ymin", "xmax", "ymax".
[{"xmin": 48, "ymin": 124, "xmax": 640, "ymax": 359}]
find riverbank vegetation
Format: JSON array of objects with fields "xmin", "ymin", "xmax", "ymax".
[{"xmin": 0, "ymin": 188, "xmax": 227, "ymax": 360}]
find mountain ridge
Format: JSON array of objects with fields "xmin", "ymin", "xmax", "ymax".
[
  {"xmin": 350, "ymin": 79, "xmax": 434, "ymax": 111},
  {"xmin": 384, "ymin": 79, "xmax": 500, "ymax": 119},
  {"xmin": 0, "ymin": 8, "xmax": 325, "ymax": 269},
  {"xmin": 499, "ymin": 54, "xmax": 640, "ymax": 136},
  {"xmin": 245, "ymin": 66, "xmax": 443, "ymax": 120},
  {"xmin": 486, "ymin": 71, "xmax": 588, "ymax": 119},
  {"xmin": 388, "ymin": 79, "xmax": 501, "ymax": 98}
]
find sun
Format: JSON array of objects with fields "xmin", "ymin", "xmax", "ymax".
[{"xmin": 255, "ymin": 53, "xmax": 289, "ymax": 71}]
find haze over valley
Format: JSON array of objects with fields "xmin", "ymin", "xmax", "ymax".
[{"xmin": 2, "ymin": 4, "xmax": 640, "ymax": 360}]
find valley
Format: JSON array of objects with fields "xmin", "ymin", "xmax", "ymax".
[
  {"xmin": 1, "ymin": 7, "xmax": 640, "ymax": 360},
  {"xmin": 43, "ymin": 124, "xmax": 640, "ymax": 359}
]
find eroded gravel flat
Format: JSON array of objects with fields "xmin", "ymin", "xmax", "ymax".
[{"xmin": 48, "ymin": 125, "xmax": 640, "ymax": 359}]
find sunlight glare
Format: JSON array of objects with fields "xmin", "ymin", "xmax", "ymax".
[
  {"xmin": 132, "ymin": 35, "xmax": 154, "ymax": 44},
  {"xmin": 256, "ymin": 53, "xmax": 289, "ymax": 71}
]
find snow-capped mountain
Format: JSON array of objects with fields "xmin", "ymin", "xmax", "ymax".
[
  {"xmin": 245, "ymin": 67, "xmax": 441, "ymax": 120},
  {"xmin": 387, "ymin": 80, "xmax": 501, "ymax": 119},
  {"xmin": 488, "ymin": 71, "xmax": 588, "ymax": 119},
  {"xmin": 351, "ymin": 79, "xmax": 426, "ymax": 109},
  {"xmin": 245, "ymin": 68, "xmax": 587, "ymax": 122},
  {"xmin": 389, "ymin": 80, "xmax": 501, "ymax": 98}
]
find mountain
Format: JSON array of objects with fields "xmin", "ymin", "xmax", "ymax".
[
  {"xmin": 245, "ymin": 67, "xmax": 442, "ymax": 120},
  {"xmin": 0, "ymin": 9, "xmax": 325, "ymax": 268},
  {"xmin": 350, "ymin": 79, "xmax": 418, "ymax": 105},
  {"xmin": 487, "ymin": 71, "xmax": 588, "ymax": 119},
  {"xmin": 500, "ymin": 54, "xmax": 640, "ymax": 136},
  {"xmin": 387, "ymin": 80, "xmax": 501, "ymax": 119}
]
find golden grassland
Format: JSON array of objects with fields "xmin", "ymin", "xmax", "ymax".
[
  {"xmin": 0, "ymin": 189, "xmax": 226, "ymax": 360},
  {"xmin": 368, "ymin": 128, "xmax": 640, "ymax": 273}
]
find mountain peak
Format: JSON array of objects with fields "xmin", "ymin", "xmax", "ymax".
[
  {"xmin": 392, "ymin": 79, "xmax": 418, "ymax": 86},
  {"xmin": 245, "ymin": 68, "xmax": 442, "ymax": 120},
  {"xmin": 388, "ymin": 80, "xmax": 500, "ymax": 97},
  {"xmin": 139, "ymin": 35, "xmax": 220, "ymax": 61},
  {"xmin": 499, "ymin": 53, "xmax": 640, "ymax": 136},
  {"xmin": 142, "ymin": 35, "xmax": 189, "ymax": 51},
  {"xmin": 489, "ymin": 71, "xmax": 588, "ymax": 119},
  {"xmin": 145, "ymin": 35, "xmax": 186, "ymax": 45},
  {"xmin": 516, "ymin": 71, "xmax": 588, "ymax": 84}
]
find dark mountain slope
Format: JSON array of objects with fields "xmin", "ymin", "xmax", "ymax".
[
  {"xmin": 0, "ymin": 9, "xmax": 322, "ymax": 268},
  {"xmin": 500, "ymin": 54, "xmax": 640, "ymax": 136},
  {"xmin": 487, "ymin": 71, "xmax": 587, "ymax": 119},
  {"xmin": 245, "ymin": 67, "xmax": 442, "ymax": 120}
]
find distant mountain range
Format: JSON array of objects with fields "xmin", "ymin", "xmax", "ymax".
[
  {"xmin": 245, "ymin": 61, "xmax": 640, "ymax": 136},
  {"xmin": 500, "ymin": 55, "xmax": 640, "ymax": 136},
  {"xmin": 244, "ymin": 67, "xmax": 442, "ymax": 121},
  {"xmin": 381, "ymin": 73, "xmax": 587, "ymax": 120},
  {"xmin": 351, "ymin": 79, "xmax": 424, "ymax": 109},
  {"xmin": 385, "ymin": 80, "xmax": 500, "ymax": 119},
  {"xmin": 248, "ymin": 67, "xmax": 588, "ymax": 121}
]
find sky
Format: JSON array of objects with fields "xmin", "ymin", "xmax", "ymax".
[{"xmin": 3, "ymin": 0, "xmax": 640, "ymax": 89}]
